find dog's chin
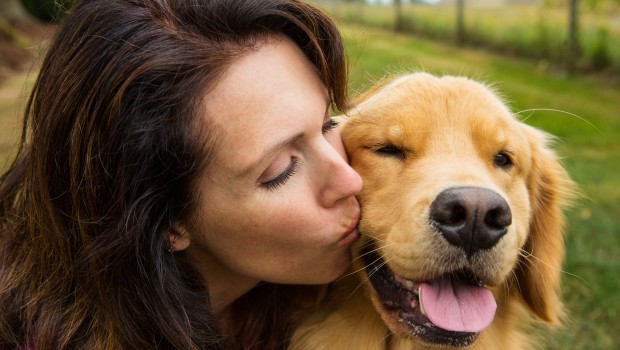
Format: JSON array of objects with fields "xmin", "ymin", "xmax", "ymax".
[{"xmin": 361, "ymin": 242, "xmax": 496, "ymax": 348}]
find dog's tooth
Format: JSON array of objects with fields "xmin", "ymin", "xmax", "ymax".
[
  {"xmin": 418, "ymin": 287, "xmax": 426, "ymax": 315},
  {"xmin": 404, "ymin": 279, "xmax": 415, "ymax": 290}
]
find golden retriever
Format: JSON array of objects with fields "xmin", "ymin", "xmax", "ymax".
[{"xmin": 290, "ymin": 73, "xmax": 575, "ymax": 350}]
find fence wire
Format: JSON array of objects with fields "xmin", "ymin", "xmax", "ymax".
[{"xmin": 316, "ymin": 0, "xmax": 620, "ymax": 73}]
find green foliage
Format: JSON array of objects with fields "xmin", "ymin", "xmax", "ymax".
[
  {"xmin": 586, "ymin": 0, "xmax": 600, "ymax": 10},
  {"xmin": 21, "ymin": 0, "xmax": 74, "ymax": 23},
  {"xmin": 534, "ymin": 17, "xmax": 552, "ymax": 59},
  {"xmin": 590, "ymin": 26, "xmax": 611, "ymax": 69}
]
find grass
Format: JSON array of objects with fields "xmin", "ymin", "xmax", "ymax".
[{"xmin": 341, "ymin": 23, "xmax": 619, "ymax": 349}]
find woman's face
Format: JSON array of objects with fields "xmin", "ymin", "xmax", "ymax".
[{"xmin": 179, "ymin": 37, "xmax": 362, "ymax": 297}]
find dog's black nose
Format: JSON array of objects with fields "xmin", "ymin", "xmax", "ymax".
[{"xmin": 430, "ymin": 187, "xmax": 512, "ymax": 257}]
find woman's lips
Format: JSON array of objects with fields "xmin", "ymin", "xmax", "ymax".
[
  {"xmin": 337, "ymin": 211, "xmax": 361, "ymax": 247},
  {"xmin": 336, "ymin": 228, "xmax": 360, "ymax": 247}
]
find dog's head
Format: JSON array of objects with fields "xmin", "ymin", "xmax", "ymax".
[{"xmin": 340, "ymin": 73, "xmax": 575, "ymax": 347}]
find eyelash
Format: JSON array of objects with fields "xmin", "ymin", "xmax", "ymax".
[
  {"xmin": 261, "ymin": 158, "xmax": 299, "ymax": 190},
  {"xmin": 322, "ymin": 118, "xmax": 339, "ymax": 133},
  {"xmin": 261, "ymin": 117, "xmax": 334, "ymax": 190}
]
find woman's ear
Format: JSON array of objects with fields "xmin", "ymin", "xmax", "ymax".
[
  {"xmin": 168, "ymin": 224, "xmax": 191, "ymax": 252},
  {"xmin": 514, "ymin": 125, "xmax": 576, "ymax": 324}
]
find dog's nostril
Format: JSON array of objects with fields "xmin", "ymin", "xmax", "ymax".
[
  {"xmin": 434, "ymin": 202, "xmax": 467, "ymax": 226},
  {"xmin": 447, "ymin": 204, "xmax": 467, "ymax": 226},
  {"xmin": 430, "ymin": 187, "xmax": 511, "ymax": 258},
  {"xmin": 485, "ymin": 207, "xmax": 512, "ymax": 229}
]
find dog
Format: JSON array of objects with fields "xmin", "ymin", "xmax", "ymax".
[{"xmin": 290, "ymin": 73, "xmax": 576, "ymax": 350}]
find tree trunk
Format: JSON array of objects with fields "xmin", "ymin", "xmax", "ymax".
[
  {"xmin": 394, "ymin": 0, "xmax": 403, "ymax": 32},
  {"xmin": 456, "ymin": 0, "xmax": 465, "ymax": 45},
  {"xmin": 567, "ymin": 0, "xmax": 580, "ymax": 73}
]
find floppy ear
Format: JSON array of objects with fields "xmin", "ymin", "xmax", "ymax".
[{"xmin": 514, "ymin": 125, "xmax": 576, "ymax": 324}]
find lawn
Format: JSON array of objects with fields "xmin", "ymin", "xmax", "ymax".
[{"xmin": 341, "ymin": 23, "xmax": 619, "ymax": 349}]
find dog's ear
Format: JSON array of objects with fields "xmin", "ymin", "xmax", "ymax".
[{"xmin": 514, "ymin": 125, "xmax": 576, "ymax": 324}]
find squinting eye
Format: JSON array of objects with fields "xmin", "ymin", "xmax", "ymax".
[
  {"xmin": 493, "ymin": 152, "xmax": 513, "ymax": 169},
  {"xmin": 375, "ymin": 145, "xmax": 405, "ymax": 160},
  {"xmin": 322, "ymin": 118, "xmax": 339, "ymax": 133}
]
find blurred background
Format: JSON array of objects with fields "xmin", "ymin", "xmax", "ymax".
[{"xmin": 1, "ymin": 0, "xmax": 619, "ymax": 349}]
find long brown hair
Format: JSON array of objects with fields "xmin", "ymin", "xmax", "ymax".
[{"xmin": 0, "ymin": 0, "xmax": 348, "ymax": 349}]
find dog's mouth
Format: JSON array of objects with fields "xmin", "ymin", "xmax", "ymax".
[{"xmin": 361, "ymin": 243, "xmax": 497, "ymax": 347}]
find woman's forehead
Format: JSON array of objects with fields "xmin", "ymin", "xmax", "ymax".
[{"xmin": 197, "ymin": 37, "xmax": 328, "ymax": 175}]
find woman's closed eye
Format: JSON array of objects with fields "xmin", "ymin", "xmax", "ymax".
[
  {"xmin": 259, "ymin": 115, "xmax": 335, "ymax": 191},
  {"xmin": 260, "ymin": 158, "xmax": 299, "ymax": 190},
  {"xmin": 322, "ymin": 117, "xmax": 339, "ymax": 134}
]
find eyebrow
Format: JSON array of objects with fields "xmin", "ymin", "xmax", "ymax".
[{"xmin": 236, "ymin": 101, "xmax": 331, "ymax": 178}]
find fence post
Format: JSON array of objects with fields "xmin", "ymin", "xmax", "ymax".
[
  {"xmin": 568, "ymin": 0, "xmax": 580, "ymax": 73},
  {"xmin": 394, "ymin": 0, "xmax": 403, "ymax": 32},
  {"xmin": 456, "ymin": 0, "xmax": 465, "ymax": 45}
]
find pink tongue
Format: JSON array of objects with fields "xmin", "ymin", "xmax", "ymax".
[{"xmin": 419, "ymin": 278, "xmax": 496, "ymax": 333}]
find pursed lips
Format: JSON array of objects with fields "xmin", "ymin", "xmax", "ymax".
[{"xmin": 336, "ymin": 202, "xmax": 361, "ymax": 247}]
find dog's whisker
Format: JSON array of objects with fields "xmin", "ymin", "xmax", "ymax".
[
  {"xmin": 347, "ymin": 243, "xmax": 397, "ymax": 268},
  {"xmin": 506, "ymin": 269, "xmax": 523, "ymax": 301},
  {"xmin": 379, "ymin": 328, "xmax": 394, "ymax": 347},
  {"xmin": 517, "ymin": 248, "xmax": 533, "ymax": 262},
  {"xmin": 336, "ymin": 264, "xmax": 370, "ymax": 281},
  {"xmin": 337, "ymin": 244, "xmax": 398, "ymax": 282},
  {"xmin": 350, "ymin": 243, "xmax": 395, "ymax": 262},
  {"xmin": 347, "ymin": 255, "xmax": 376, "ymax": 269},
  {"xmin": 519, "ymin": 248, "xmax": 588, "ymax": 285},
  {"xmin": 347, "ymin": 256, "xmax": 386, "ymax": 291},
  {"xmin": 348, "ymin": 274, "xmax": 373, "ymax": 298},
  {"xmin": 517, "ymin": 249, "xmax": 540, "ymax": 277},
  {"xmin": 516, "ymin": 108, "xmax": 601, "ymax": 134},
  {"xmin": 364, "ymin": 257, "xmax": 392, "ymax": 281},
  {"xmin": 348, "ymin": 256, "xmax": 394, "ymax": 298}
]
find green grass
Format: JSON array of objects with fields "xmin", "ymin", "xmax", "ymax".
[{"xmin": 342, "ymin": 23, "xmax": 619, "ymax": 349}]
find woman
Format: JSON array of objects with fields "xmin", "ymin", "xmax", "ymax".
[{"xmin": 0, "ymin": 0, "xmax": 362, "ymax": 349}]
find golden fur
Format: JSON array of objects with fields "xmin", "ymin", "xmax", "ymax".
[{"xmin": 290, "ymin": 73, "xmax": 575, "ymax": 350}]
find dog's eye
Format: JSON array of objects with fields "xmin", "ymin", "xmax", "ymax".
[
  {"xmin": 375, "ymin": 145, "xmax": 405, "ymax": 160},
  {"xmin": 493, "ymin": 152, "xmax": 513, "ymax": 168}
]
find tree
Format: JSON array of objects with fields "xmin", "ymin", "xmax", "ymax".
[
  {"xmin": 568, "ymin": 0, "xmax": 580, "ymax": 73},
  {"xmin": 394, "ymin": 0, "xmax": 404, "ymax": 32},
  {"xmin": 456, "ymin": 0, "xmax": 465, "ymax": 45}
]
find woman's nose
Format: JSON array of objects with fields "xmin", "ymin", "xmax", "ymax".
[{"xmin": 317, "ymin": 140, "xmax": 363, "ymax": 208}]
